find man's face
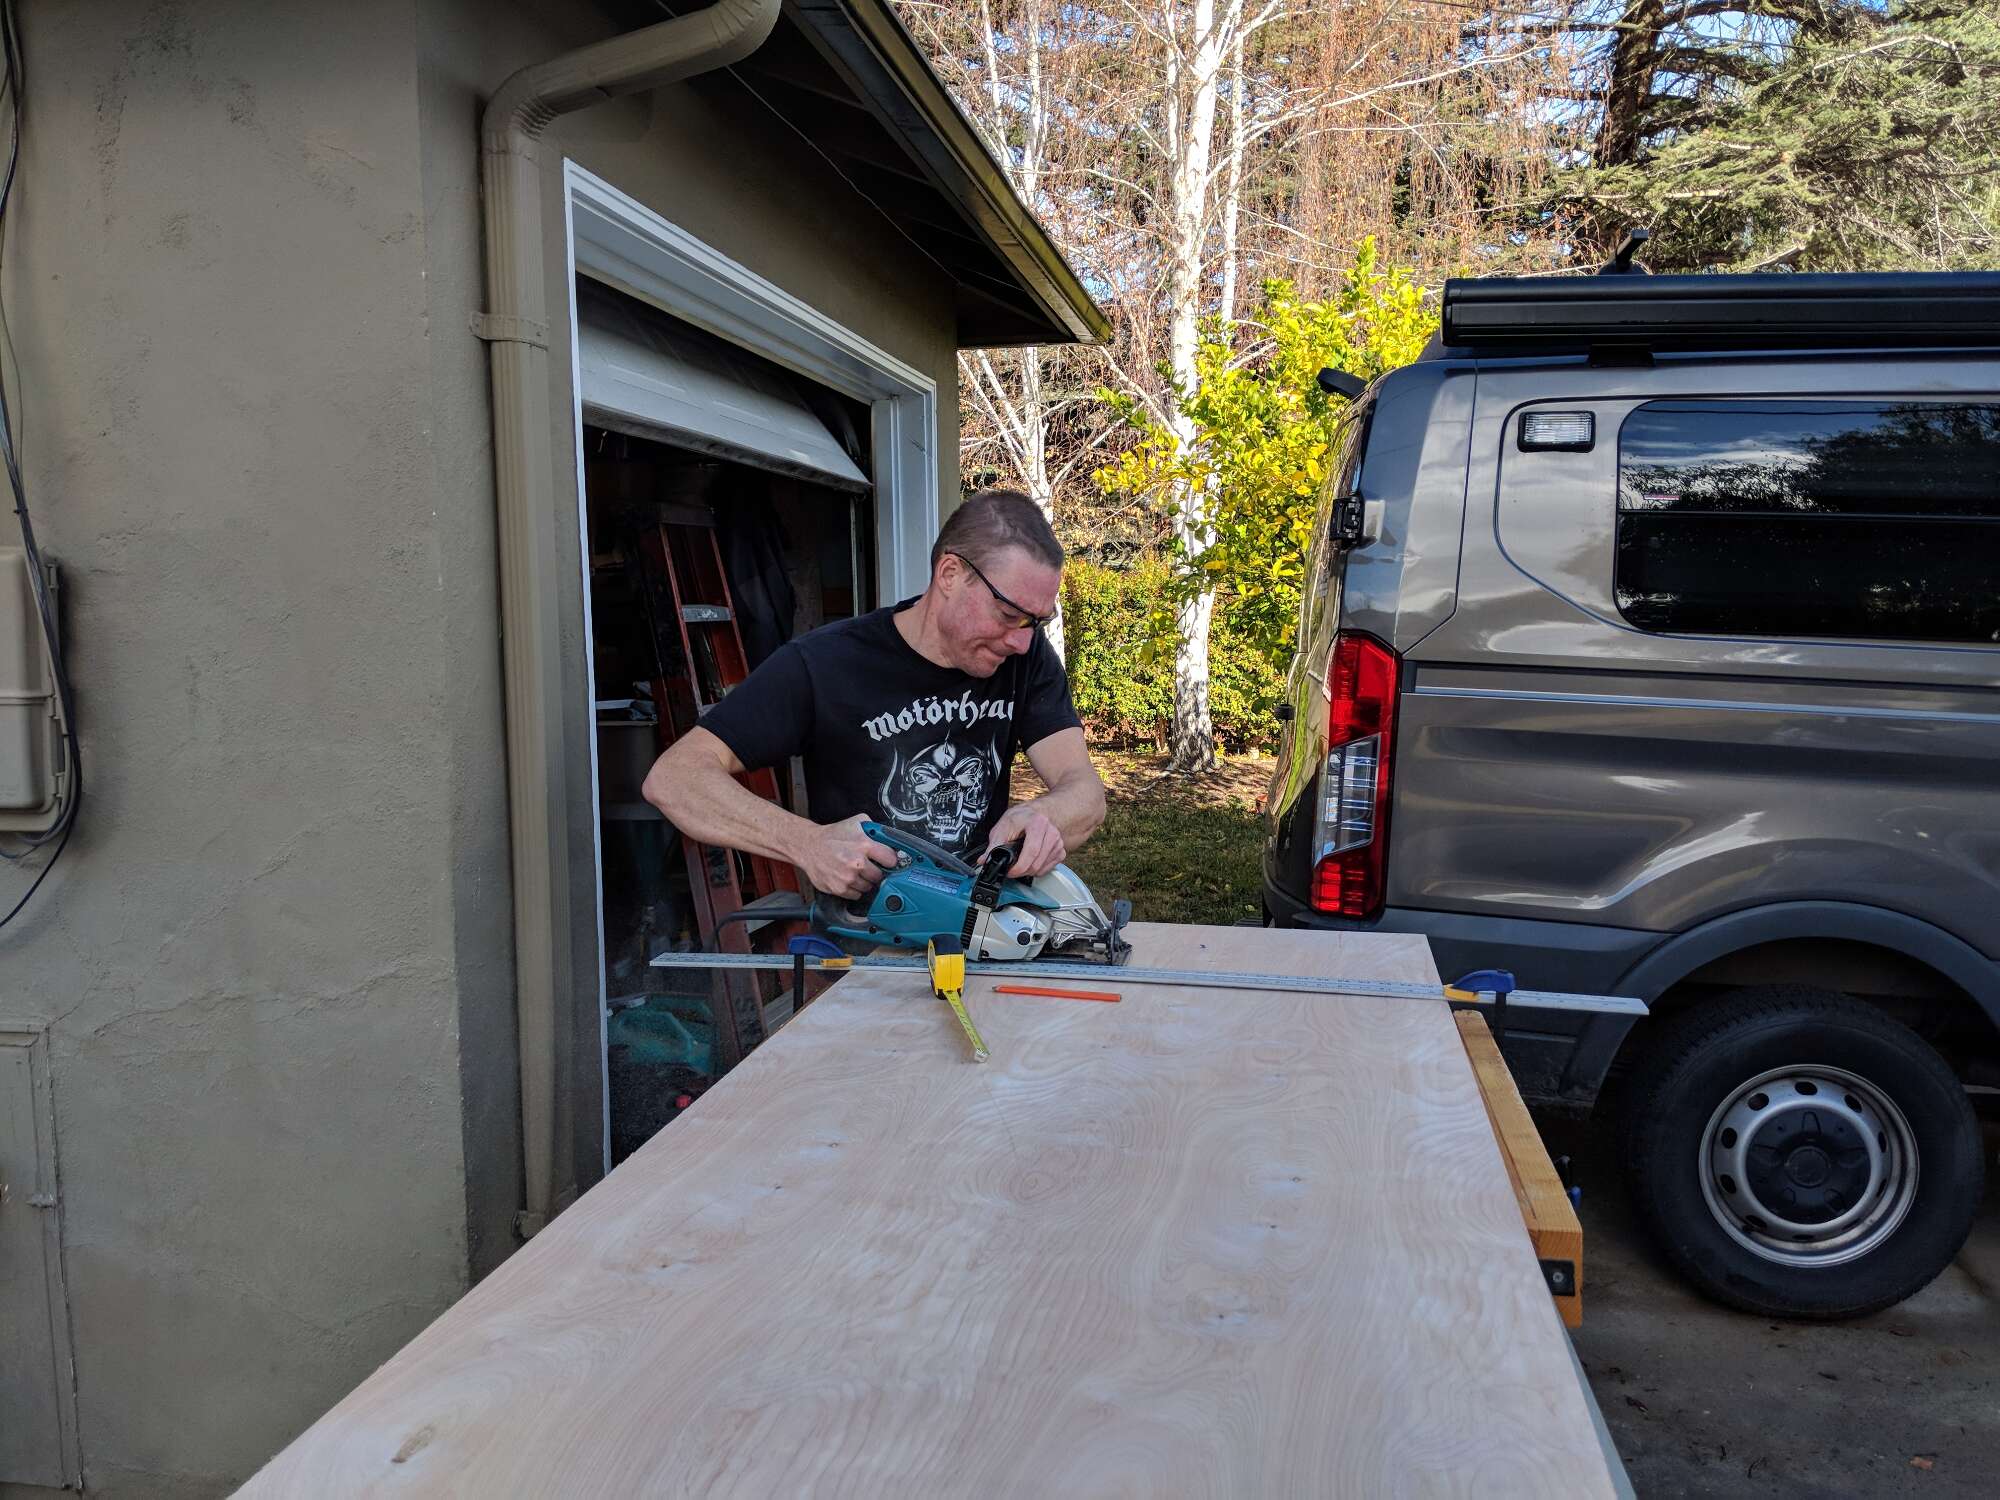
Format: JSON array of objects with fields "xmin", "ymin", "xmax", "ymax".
[{"xmin": 937, "ymin": 545, "xmax": 1060, "ymax": 677}]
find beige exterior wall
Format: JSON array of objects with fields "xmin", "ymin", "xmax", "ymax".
[{"xmin": 0, "ymin": 1, "xmax": 961, "ymax": 1494}]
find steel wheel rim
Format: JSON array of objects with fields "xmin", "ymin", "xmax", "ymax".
[{"xmin": 1697, "ymin": 1064, "xmax": 1919, "ymax": 1269}]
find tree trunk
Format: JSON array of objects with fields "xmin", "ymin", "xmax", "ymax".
[
  {"xmin": 1165, "ymin": 0, "xmax": 1228, "ymax": 775},
  {"xmin": 1169, "ymin": 589, "xmax": 1215, "ymax": 771},
  {"xmin": 1595, "ymin": 0, "xmax": 1668, "ymax": 168},
  {"xmin": 1220, "ymin": 26, "xmax": 1245, "ymax": 327},
  {"xmin": 1019, "ymin": 344, "xmax": 1067, "ymax": 662},
  {"xmin": 959, "ymin": 0, "xmax": 1066, "ymax": 663}
]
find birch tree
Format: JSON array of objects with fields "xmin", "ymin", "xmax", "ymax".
[
  {"xmin": 897, "ymin": 1, "xmax": 1127, "ymax": 661},
  {"xmin": 1153, "ymin": 2, "xmax": 1235, "ymax": 771},
  {"xmin": 899, "ymin": 0, "xmax": 1574, "ymax": 766},
  {"xmin": 1096, "ymin": 1, "xmax": 1561, "ymax": 772}
]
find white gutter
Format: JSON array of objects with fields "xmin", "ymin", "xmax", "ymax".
[{"xmin": 477, "ymin": 0, "xmax": 781, "ymax": 1239}]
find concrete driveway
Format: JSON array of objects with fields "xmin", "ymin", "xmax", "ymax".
[{"xmin": 1539, "ymin": 1115, "xmax": 2000, "ymax": 1498}]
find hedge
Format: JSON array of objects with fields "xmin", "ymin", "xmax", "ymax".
[{"xmin": 1062, "ymin": 556, "xmax": 1284, "ymax": 753}]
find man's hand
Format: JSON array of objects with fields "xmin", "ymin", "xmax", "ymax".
[
  {"xmin": 799, "ymin": 814, "xmax": 899, "ymax": 900},
  {"xmin": 986, "ymin": 804, "xmax": 1067, "ymax": 879}
]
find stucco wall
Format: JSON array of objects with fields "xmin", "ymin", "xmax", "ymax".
[
  {"xmin": 0, "ymin": 2, "xmax": 964, "ymax": 1495},
  {"xmin": 0, "ymin": 3, "xmax": 478, "ymax": 1496}
]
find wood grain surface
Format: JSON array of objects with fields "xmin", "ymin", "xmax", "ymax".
[{"xmin": 236, "ymin": 925, "xmax": 1619, "ymax": 1498}]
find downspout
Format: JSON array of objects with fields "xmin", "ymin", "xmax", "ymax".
[{"xmin": 478, "ymin": 0, "xmax": 781, "ymax": 1239}]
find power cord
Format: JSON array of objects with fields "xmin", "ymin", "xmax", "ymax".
[{"xmin": 0, "ymin": 0, "xmax": 82, "ymax": 933}]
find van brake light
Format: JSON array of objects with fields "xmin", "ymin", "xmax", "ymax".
[{"xmin": 1310, "ymin": 633, "xmax": 1397, "ymax": 918}]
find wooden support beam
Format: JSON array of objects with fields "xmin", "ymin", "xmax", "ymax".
[{"xmin": 1456, "ymin": 1009, "xmax": 1586, "ymax": 1329}]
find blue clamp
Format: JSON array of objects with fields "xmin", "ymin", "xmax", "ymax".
[
  {"xmin": 787, "ymin": 933, "xmax": 851, "ymax": 1015},
  {"xmin": 1447, "ymin": 968, "xmax": 1517, "ymax": 1041}
]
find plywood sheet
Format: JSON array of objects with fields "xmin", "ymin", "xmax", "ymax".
[{"xmin": 237, "ymin": 925, "xmax": 1619, "ymax": 1498}]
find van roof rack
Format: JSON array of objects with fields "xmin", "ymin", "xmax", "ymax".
[{"xmin": 1437, "ymin": 270, "xmax": 2000, "ymax": 355}]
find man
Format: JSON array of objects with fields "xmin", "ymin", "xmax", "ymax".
[{"xmin": 642, "ymin": 488, "xmax": 1106, "ymax": 905}]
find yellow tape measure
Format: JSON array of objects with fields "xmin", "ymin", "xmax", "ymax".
[{"xmin": 926, "ymin": 936, "xmax": 988, "ymax": 1063}]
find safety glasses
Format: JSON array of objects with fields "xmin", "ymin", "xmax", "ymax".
[{"xmin": 952, "ymin": 552, "xmax": 1055, "ymax": 631}]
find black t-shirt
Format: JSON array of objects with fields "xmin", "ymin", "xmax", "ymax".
[{"xmin": 698, "ymin": 599, "xmax": 1081, "ymax": 861}]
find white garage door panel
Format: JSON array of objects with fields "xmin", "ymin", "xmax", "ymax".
[{"xmin": 577, "ymin": 280, "xmax": 868, "ymax": 493}]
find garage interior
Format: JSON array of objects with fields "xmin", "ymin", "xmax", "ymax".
[{"xmin": 577, "ymin": 276, "xmax": 876, "ymax": 1164}]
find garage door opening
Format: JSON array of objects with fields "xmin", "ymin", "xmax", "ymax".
[{"xmin": 576, "ymin": 280, "xmax": 878, "ymax": 1167}]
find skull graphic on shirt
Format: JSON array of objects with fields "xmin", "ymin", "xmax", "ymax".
[{"xmin": 880, "ymin": 739, "xmax": 1004, "ymax": 849}]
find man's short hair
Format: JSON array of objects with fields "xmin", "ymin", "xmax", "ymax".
[{"xmin": 930, "ymin": 488, "xmax": 1064, "ymax": 576}]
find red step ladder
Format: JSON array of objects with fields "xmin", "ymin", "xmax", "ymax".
[{"xmin": 634, "ymin": 516, "xmax": 806, "ymax": 1067}]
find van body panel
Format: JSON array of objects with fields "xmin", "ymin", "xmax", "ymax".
[
  {"xmin": 1264, "ymin": 363, "xmax": 1471, "ymax": 899},
  {"xmin": 1389, "ymin": 663, "xmax": 2000, "ymax": 952},
  {"xmin": 1264, "ymin": 335, "xmax": 2000, "ymax": 1101},
  {"xmin": 1335, "ymin": 362, "xmax": 1475, "ymax": 652}
]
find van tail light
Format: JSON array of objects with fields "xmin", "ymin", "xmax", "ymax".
[{"xmin": 1310, "ymin": 632, "xmax": 1398, "ymax": 918}]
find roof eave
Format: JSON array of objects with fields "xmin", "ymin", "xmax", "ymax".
[{"xmin": 786, "ymin": 0, "xmax": 1111, "ymax": 349}]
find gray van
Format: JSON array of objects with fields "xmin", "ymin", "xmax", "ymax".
[{"xmin": 1262, "ymin": 266, "xmax": 2000, "ymax": 1319}]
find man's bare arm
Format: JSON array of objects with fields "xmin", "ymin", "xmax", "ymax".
[
  {"xmin": 987, "ymin": 727, "xmax": 1107, "ymax": 876},
  {"xmin": 641, "ymin": 728, "xmax": 894, "ymax": 899},
  {"xmin": 1022, "ymin": 727, "xmax": 1107, "ymax": 847}
]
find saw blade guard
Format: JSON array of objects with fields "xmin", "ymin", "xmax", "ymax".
[
  {"xmin": 967, "ymin": 902, "xmax": 1050, "ymax": 960},
  {"xmin": 983, "ymin": 863, "xmax": 1129, "ymax": 963}
]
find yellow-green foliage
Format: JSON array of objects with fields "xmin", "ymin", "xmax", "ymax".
[
  {"xmin": 1094, "ymin": 238, "xmax": 1440, "ymax": 672},
  {"xmin": 1063, "ymin": 556, "xmax": 1285, "ymax": 751}
]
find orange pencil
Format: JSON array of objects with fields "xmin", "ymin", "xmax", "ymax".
[{"xmin": 992, "ymin": 984, "xmax": 1121, "ymax": 1003}]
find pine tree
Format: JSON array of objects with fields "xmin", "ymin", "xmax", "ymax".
[{"xmin": 1552, "ymin": 1, "xmax": 2000, "ymax": 269}]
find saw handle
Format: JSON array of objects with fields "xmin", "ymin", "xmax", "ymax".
[
  {"xmin": 976, "ymin": 839, "xmax": 1022, "ymax": 885},
  {"xmin": 858, "ymin": 820, "xmax": 978, "ymax": 878},
  {"xmin": 959, "ymin": 839, "xmax": 1023, "ymax": 949}
]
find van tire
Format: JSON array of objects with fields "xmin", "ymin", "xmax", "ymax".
[{"xmin": 1620, "ymin": 985, "xmax": 1982, "ymax": 1320}]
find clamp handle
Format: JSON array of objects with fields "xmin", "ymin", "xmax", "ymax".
[
  {"xmin": 787, "ymin": 933, "xmax": 852, "ymax": 1018},
  {"xmin": 788, "ymin": 934, "xmax": 849, "ymax": 962},
  {"xmin": 1444, "ymin": 968, "xmax": 1518, "ymax": 1043},
  {"xmin": 1444, "ymin": 968, "xmax": 1516, "ymax": 1000}
]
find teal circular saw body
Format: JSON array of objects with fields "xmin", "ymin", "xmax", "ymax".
[{"xmin": 815, "ymin": 821, "xmax": 1131, "ymax": 964}]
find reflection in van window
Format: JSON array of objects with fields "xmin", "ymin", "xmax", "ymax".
[
  {"xmin": 1615, "ymin": 400, "xmax": 2000, "ymax": 643},
  {"xmin": 1298, "ymin": 402, "xmax": 1372, "ymax": 647}
]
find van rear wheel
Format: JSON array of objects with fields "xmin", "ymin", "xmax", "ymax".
[{"xmin": 1621, "ymin": 986, "xmax": 1983, "ymax": 1319}]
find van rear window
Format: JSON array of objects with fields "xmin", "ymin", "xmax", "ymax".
[{"xmin": 1615, "ymin": 400, "xmax": 2000, "ymax": 644}]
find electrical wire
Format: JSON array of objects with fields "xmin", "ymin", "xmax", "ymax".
[{"xmin": 0, "ymin": 0, "xmax": 83, "ymax": 932}]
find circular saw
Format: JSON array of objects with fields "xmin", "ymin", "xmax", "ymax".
[{"xmin": 814, "ymin": 821, "xmax": 1131, "ymax": 964}]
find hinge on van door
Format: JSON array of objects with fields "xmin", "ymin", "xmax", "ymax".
[
  {"xmin": 1334, "ymin": 496, "xmax": 1385, "ymax": 549},
  {"xmin": 1333, "ymin": 496, "xmax": 1365, "ymax": 548}
]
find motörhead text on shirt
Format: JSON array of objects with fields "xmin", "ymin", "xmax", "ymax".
[{"xmin": 698, "ymin": 598, "xmax": 1081, "ymax": 863}]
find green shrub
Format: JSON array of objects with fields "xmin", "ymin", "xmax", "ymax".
[{"xmin": 1062, "ymin": 557, "xmax": 1283, "ymax": 753}]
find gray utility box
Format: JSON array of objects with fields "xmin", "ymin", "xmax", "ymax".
[{"xmin": 0, "ymin": 546, "xmax": 66, "ymax": 833}]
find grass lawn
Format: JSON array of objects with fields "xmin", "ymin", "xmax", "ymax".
[{"xmin": 1016, "ymin": 750, "xmax": 1275, "ymax": 927}]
